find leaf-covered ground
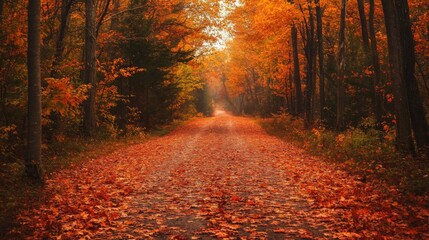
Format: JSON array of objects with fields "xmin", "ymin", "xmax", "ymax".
[{"xmin": 9, "ymin": 111, "xmax": 429, "ymax": 239}]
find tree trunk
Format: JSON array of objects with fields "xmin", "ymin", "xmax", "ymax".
[
  {"xmin": 284, "ymin": 76, "xmax": 289, "ymax": 112},
  {"xmin": 288, "ymin": 67, "xmax": 295, "ymax": 113},
  {"xmin": 395, "ymin": 0, "xmax": 429, "ymax": 151},
  {"xmin": 251, "ymin": 69, "xmax": 261, "ymax": 108},
  {"xmin": 26, "ymin": 0, "xmax": 43, "ymax": 181},
  {"xmin": 83, "ymin": 0, "xmax": 97, "ymax": 137},
  {"xmin": 303, "ymin": 3, "xmax": 316, "ymax": 129},
  {"xmin": 357, "ymin": 0, "xmax": 370, "ymax": 49},
  {"xmin": 315, "ymin": 0, "xmax": 325, "ymax": 122},
  {"xmin": 381, "ymin": 0, "xmax": 414, "ymax": 153},
  {"xmin": 310, "ymin": 4, "xmax": 317, "ymax": 124},
  {"xmin": 51, "ymin": 0, "xmax": 73, "ymax": 77},
  {"xmin": 0, "ymin": 0, "xmax": 4, "ymax": 75},
  {"xmin": 292, "ymin": 26, "xmax": 303, "ymax": 115},
  {"xmin": 0, "ymin": 0, "xmax": 4, "ymax": 24},
  {"xmin": 337, "ymin": 0, "xmax": 347, "ymax": 131},
  {"xmin": 368, "ymin": 0, "xmax": 383, "ymax": 128}
]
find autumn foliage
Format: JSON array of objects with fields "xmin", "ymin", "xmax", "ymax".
[
  {"xmin": 0, "ymin": 0, "xmax": 218, "ymax": 162},
  {"xmin": 0, "ymin": 0, "xmax": 429, "ymax": 238},
  {"xmin": 207, "ymin": 0, "xmax": 429, "ymax": 154}
]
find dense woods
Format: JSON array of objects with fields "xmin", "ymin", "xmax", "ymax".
[
  {"xmin": 0, "ymin": 0, "xmax": 218, "ymax": 181},
  {"xmin": 0, "ymin": 0, "xmax": 428, "ymax": 238},
  {"xmin": 211, "ymin": 0, "xmax": 428, "ymax": 154},
  {"xmin": 0, "ymin": 0, "xmax": 426, "ymax": 182},
  {"xmin": 0, "ymin": 0, "xmax": 426, "ymax": 180}
]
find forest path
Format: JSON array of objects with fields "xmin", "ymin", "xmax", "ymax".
[
  {"xmin": 98, "ymin": 110, "xmax": 330, "ymax": 239},
  {"xmin": 14, "ymin": 111, "xmax": 427, "ymax": 239}
]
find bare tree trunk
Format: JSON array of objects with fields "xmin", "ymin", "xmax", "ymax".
[
  {"xmin": 0, "ymin": 0, "xmax": 4, "ymax": 78},
  {"xmin": 51, "ymin": 0, "xmax": 74, "ymax": 77},
  {"xmin": 26, "ymin": 0, "xmax": 43, "ymax": 181},
  {"xmin": 284, "ymin": 76, "xmax": 289, "ymax": 112},
  {"xmin": 0, "ymin": 1, "xmax": 4, "ymax": 129},
  {"xmin": 302, "ymin": 3, "xmax": 316, "ymax": 129},
  {"xmin": 381, "ymin": 0, "xmax": 414, "ymax": 153},
  {"xmin": 83, "ymin": 0, "xmax": 97, "ymax": 137},
  {"xmin": 251, "ymin": 69, "xmax": 261, "ymax": 108},
  {"xmin": 289, "ymin": 67, "xmax": 294, "ymax": 113},
  {"xmin": 0, "ymin": 0, "xmax": 4, "ymax": 24},
  {"xmin": 309, "ymin": 3, "xmax": 317, "ymax": 122},
  {"xmin": 357, "ymin": 0, "xmax": 370, "ymax": 49},
  {"xmin": 337, "ymin": 0, "xmax": 347, "ymax": 131},
  {"xmin": 369, "ymin": 0, "xmax": 383, "ymax": 128},
  {"xmin": 315, "ymin": 0, "xmax": 325, "ymax": 122},
  {"xmin": 395, "ymin": 0, "xmax": 429, "ymax": 152},
  {"xmin": 292, "ymin": 26, "xmax": 303, "ymax": 115}
]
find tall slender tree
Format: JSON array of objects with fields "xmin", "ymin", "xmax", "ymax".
[
  {"xmin": 315, "ymin": 0, "xmax": 325, "ymax": 122},
  {"xmin": 368, "ymin": 0, "xmax": 383, "ymax": 128},
  {"xmin": 381, "ymin": 0, "xmax": 414, "ymax": 153},
  {"xmin": 51, "ymin": 0, "xmax": 74, "ymax": 77},
  {"xmin": 0, "ymin": 0, "xmax": 4, "ymax": 24},
  {"xmin": 357, "ymin": 0, "xmax": 370, "ymax": 49},
  {"xmin": 395, "ymin": 0, "xmax": 429, "ymax": 152},
  {"xmin": 291, "ymin": 26, "xmax": 303, "ymax": 115},
  {"xmin": 83, "ymin": 0, "xmax": 97, "ymax": 137},
  {"xmin": 306, "ymin": 3, "xmax": 316, "ymax": 129},
  {"xmin": 301, "ymin": 2, "xmax": 316, "ymax": 129},
  {"xmin": 26, "ymin": 0, "xmax": 43, "ymax": 181},
  {"xmin": 337, "ymin": 0, "xmax": 347, "ymax": 131},
  {"xmin": 0, "ymin": 0, "xmax": 4, "ymax": 77}
]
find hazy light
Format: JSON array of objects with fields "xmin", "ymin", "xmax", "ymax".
[{"xmin": 214, "ymin": 109, "xmax": 227, "ymax": 116}]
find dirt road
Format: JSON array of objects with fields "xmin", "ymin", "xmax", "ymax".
[{"xmin": 13, "ymin": 111, "xmax": 428, "ymax": 239}]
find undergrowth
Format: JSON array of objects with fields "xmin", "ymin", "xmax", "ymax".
[{"xmin": 259, "ymin": 113, "xmax": 429, "ymax": 196}]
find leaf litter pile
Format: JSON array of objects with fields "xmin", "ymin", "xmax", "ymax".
[{"xmin": 10, "ymin": 112, "xmax": 429, "ymax": 239}]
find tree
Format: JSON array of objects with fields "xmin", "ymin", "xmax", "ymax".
[
  {"xmin": 315, "ymin": 0, "xmax": 325, "ymax": 122},
  {"xmin": 300, "ymin": 2, "xmax": 317, "ymax": 129},
  {"xmin": 381, "ymin": 0, "xmax": 414, "ymax": 152},
  {"xmin": 0, "ymin": 0, "xmax": 4, "ymax": 24},
  {"xmin": 380, "ymin": 0, "xmax": 429, "ymax": 154},
  {"xmin": 337, "ymin": 0, "xmax": 347, "ymax": 131},
  {"xmin": 368, "ymin": 0, "xmax": 383, "ymax": 128},
  {"xmin": 395, "ymin": 0, "xmax": 429, "ymax": 152},
  {"xmin": 50, "ymin": 0, "xmax": 75, "ymax": 77},
  {"xmin": 26, "ymin": 0, "xmax": 43, "ymax": 181},
  {"xmin": 292, "ymin": 26, "xmax": 303, "ymax": 115},
  {"xmin": 357, "ymin": 0, "xmax": 370, "ymax": 49},
  {"xmin": 83, "ymin": 0, "xmax": 97, "ymax": 137}
]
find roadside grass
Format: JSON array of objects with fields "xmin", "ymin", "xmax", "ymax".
[
  {"xmin": 0, "ymin": 119, "xmax": 188, "ymax": 236},
  {"xmin": 259, "ymin": 113, "xmax": 429, "ymax": 196}
]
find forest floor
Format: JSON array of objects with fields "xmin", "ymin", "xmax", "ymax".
[{"xmin": 8, "ymin": 111, "xmax": 429, "ymax": 239}]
